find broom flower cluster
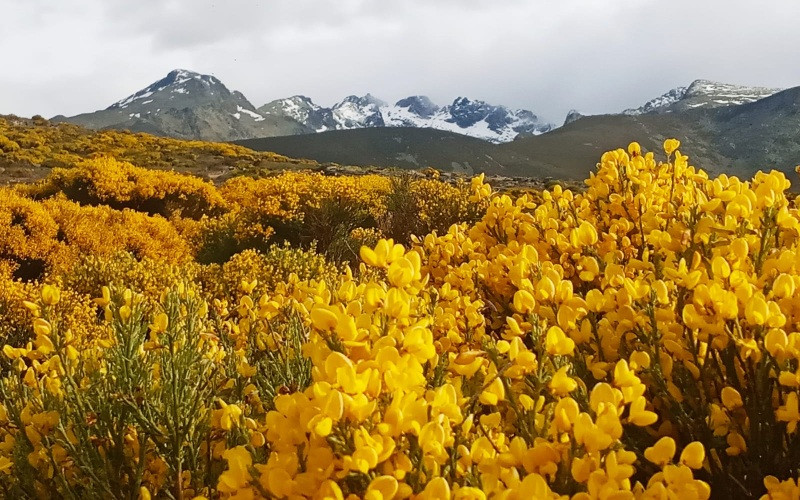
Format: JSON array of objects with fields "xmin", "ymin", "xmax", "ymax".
[{"xmin": 0, "ymin": 140, "xmax": 799, "ymax": 499}]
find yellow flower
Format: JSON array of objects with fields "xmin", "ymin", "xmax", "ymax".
[
  {"xmin": 721, "ymin": 387, "xmax": 744, "ymax": 410},
  {"xmin": 512, "ymin": 290, "xmax": 535, "ymax": 314},
  {"xmin": 41, "ymin": 284, "xmax": 61, "ymax": 306},
  {"xmin": 388, "ymin": 256, "xmax": 418, "ymax": 288},
  {"xmin": 420, "ymin": 477, "xmax": 450, "ymax": 499},
  {"xmin": 310, "ymin": 306, "xmax": 338, "ymax": 331},
  {"xmin": 645, "ymin": 436, "xmax": 676, "ymax": 466},
  {"xmin": 545, "ymin": 326, "xmax": 575, "ymax": 356},
  {"xmin": 772, "ymin": 273, "xmax": 795, "ymax": 298},
  {"xmin": 726, "ymin": 432, "xmax": 748, "ymax": 456},
  {"xmin": 664, "ymin": 138, "xmax": 681, "ymax": 155},
  {"xmin": 212, "ymin": 401, "xmax": 242, "ymax": 431},
  {"xmin": 218, "ymin": 446, "xmax": 253, "ymax": 494},
  {"xmin": 764, "ymin": 329, "xmax": 788, "ymax": 358},
  {"xmin": 149, "ymin": 312, "xmax": 168, "ymax": 333},
  {"xmin": 744, "ymin": 295, "xmax": 768, "ymax": 326},
  {"xmin": 94, "ymin": 286, "xmax": 112, "ymax": 307},
  {"xmin": 479, "ymin": 376, "xmax": 505, "ymax": 406},
  {"xmin": 628, "ymin": 396, "xmax": 658, "ymax": 426},
  {"xmin": 776, "ymin": 392, "xmax": 800, "ymax": 433},
  {"xmin": 680, "ymin": 441, "xmax": 705, "ymax": 469},
  {"xmin": 366, "ymin": 476, "xmax": 399, "ymax": 500},
  {"xmin": 553, "ymin": 397, "xmax": 579, "ymax": 432},
  {"xmin": 548, "ymin": 366, "xmax": 577, "ymax": 396}
]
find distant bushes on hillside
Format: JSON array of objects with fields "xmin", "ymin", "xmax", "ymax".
[{"xmin": 0, "ymin": 114, "xmax": 318, "ymax": 182}]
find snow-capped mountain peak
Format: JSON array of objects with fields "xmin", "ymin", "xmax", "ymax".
[
  {"xmin": 108, "ymin": 69, "xmax": 229, "ymax": 110},
  {"xmin": 332, "ymin": 94, "xmax": 386, "ymax": 128},
  {"xmin": 395, "ymin": 96, "xmax": 439, "ymax": 118},
  {"xmin": 448, "ymin": 97, "xmax": 495, "ymax": 128},
  {"xmin": 624, "ymin": 79, "xmax": 781, "ymax": 115},
  {"xmin": 258, "ymin": 95, "xmax": 328, "ymax": 129},
  {"xmin": 440, "ymin": 97, "xmax": 552, "ymax": 141},
  {"xmin": 339, "ymin": 93, "xmax": 387, "ymax": 107},
  {"xmin": 62, "ymin": 69, "xmax": 286, "ymax": 142}
]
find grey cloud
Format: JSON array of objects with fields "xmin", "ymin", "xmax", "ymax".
[{"xmin": 2, "ymin": 0, "xmax": 800, "ymax": 123}]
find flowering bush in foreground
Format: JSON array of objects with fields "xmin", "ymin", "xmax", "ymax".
[{"xmin": 1, "ymin": 140, "xmax": 799, "ymax": 499}]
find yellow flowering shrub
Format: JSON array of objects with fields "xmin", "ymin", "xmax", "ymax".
[
  {"xmin": 58, "ymin": 251, "xmax": 202, "ymax": 302},
  {"xmin": 221, "ymin": 172, "xmax": 391, "ymax": 223},
  {"xmin": 0, "ymin": 278, "xmax": 99, "ymax": 371},
  {"xmin": 1, "ymin": 139, "xmax": 800, "ymax": 499},
  {"xmin": 0, "ymin": 189, "xmax": 193, "ymax": 278},
  {"xmin": 24, "ymin": 157, "xmax": 228, "ymax": 219},
  {"xmin": 220, "ymin": 172, "xmax": 391, "ymax": 250},
  {"xmin": 0, "ymin": 187, "xmax": 63, "ymax": 278},
  {"xmin": 382, "ymin": 175, "xmax": 486, "ymax": 243},
  {"xmin": 200, "ymin": 245, "xmax": 341, "ymax": 301}
]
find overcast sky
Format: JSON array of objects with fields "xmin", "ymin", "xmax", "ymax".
[{"xmin": 3, "ymin": 0, "xmax": 800, "ymax": 124}]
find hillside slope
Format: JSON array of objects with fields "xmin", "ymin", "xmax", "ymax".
[{"xmin": 236, "ymin": 127, "xmax": 537, "ymax": 175}]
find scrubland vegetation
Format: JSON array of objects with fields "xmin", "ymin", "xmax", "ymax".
[
  {"xmin": 0, "ymin": 118, "xmax": 799, "ymax": 499},
  {"xmin": 0, "ymin": 115, "xmax": 317, "ymax": 183}
]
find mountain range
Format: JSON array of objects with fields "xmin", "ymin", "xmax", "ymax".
[
  {"xmin": 238, "ymin": 85, "xmax": 800, "ymax": 181},
  {"xmin": 50, "ymin": 69, "xmax": 799, "ymax": 181},
  {"xmin": 54, "ymin": 69, "xmax": 552, "ymax": 143}
]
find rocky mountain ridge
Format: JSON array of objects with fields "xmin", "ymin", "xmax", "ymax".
[{"xmin": 260, "ymin": 93, "xmax": 553, "ymax": 143}]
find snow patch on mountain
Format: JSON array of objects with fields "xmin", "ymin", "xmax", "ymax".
[
  {"xmin": 623, "ymin": 87, "xmax": 688, "ymax": 115},
  {"xmin": 383, "ymin": 96, "xmax": 551, "ymax": 143},
  {"xmin": 236, "ymin": 105, "xmax": 264, "ymax": 122},
  {"xmin": 563, "ymin": 110, "xmax": 584, "ymax": 126}
]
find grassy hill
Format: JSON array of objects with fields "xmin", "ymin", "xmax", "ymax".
[
  {"xmin": 237, "ymin": 127, "xmax": 508, "ymax": 174},
  {"xmin": 496, "ymin": 112, "xmax": 721, "ymax": 179}
]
